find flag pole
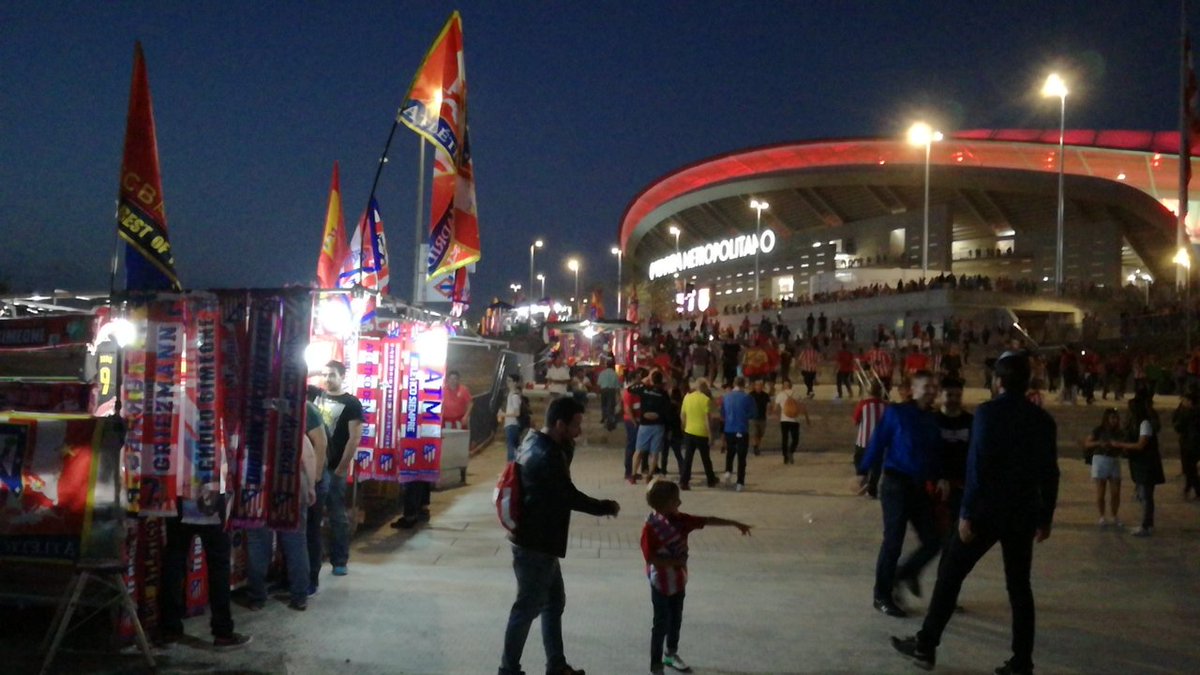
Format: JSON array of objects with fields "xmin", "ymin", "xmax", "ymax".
[
  {"xmin": 108, "ymin": 206, "xmax": 122, "ymax": 298},
  {"xmin": 1181, "ymin": 0, "xmax": 1192, "ymax": 351},
  {"xmin": 360, "ymin": 115, "xmax": 402, "ymax": 296},
  {"xmin": 412, "ymin": 139, "xmax": 426, "ymax": 306}
]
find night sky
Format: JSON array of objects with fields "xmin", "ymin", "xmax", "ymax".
[{"xmin": 2, "ymin": 1, "xmax": 1196, "ymax": 315}]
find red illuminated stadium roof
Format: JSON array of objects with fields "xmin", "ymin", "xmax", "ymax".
[{"xmin": 619, "ymin": 130, "xmax": 1198, "ymax": 251}]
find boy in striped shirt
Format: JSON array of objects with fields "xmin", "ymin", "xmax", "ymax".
[
  {"xmin": 853, "ymin": 383, "xmax": 888, "ymax": 497},
  {"xmin": 641, "ymin": 480, "xmax": 752, "ymax": 674}
]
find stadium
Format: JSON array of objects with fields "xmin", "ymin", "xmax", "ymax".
[{"xmin": 618, "ymin": 130, "xmax": 1198, "ymax": 332}]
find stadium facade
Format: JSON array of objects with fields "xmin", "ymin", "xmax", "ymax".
[{"xmin": 618, "ymin": 130, "xmax": 1199, "ymax": 316}]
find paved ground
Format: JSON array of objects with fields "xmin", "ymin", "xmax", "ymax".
[{"xmin": 14, "ymin": 401, "xmax": 1200, "ymax": 675}]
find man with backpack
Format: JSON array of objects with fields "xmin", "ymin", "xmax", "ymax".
[{"xmin": 498, "ymin": 397, "xmax": 621, "ymax": 675}]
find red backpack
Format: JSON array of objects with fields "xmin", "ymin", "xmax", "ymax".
[{"xmin": 493, "ymin": 461, "xmax": 522, "ymax": 533}]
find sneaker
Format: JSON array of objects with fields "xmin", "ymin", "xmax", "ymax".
[
  {"xmin": 706, "ymin": 478, "xmax": 719, "ymax": 488},
  {"xmin": 155, "ymin": 630, "xmax": 184, "ymax": 647},
  {"xmin": 1097, "ymin": 517, "xmax": 1110, "ymax": 528},
  {"xmin": 735, "ymin": 484, "xmax": 744, "ymax": 492},
  {"xmin": 391, "ymin": 517, "xmax": 419, "ymax": 529},
  {"xmin": 994, "ymin": 658, "xmax": 1034, "ymax": 674},
  {"xmin": 679, "ymin": 483, "xmax": 690, "ymax": 491},
  {"xmin": 1130, "ymin": 526, "xmax": 1152, "ymax": 537},
  {"xmin": 723, "ymin": 472, "xmax": 733, "ymax": 486},
  {"xmin": 890, "ymin": 635, "xmax": 935, "ymax": 670},
  {"xmin": 213, "ymin": 632, "xmax": 253, "ymax": 649},
  {"xmin": 548, "ymin": 665, "xmax": 586, "ymax": 675},
  {"xmin": 626, "ymin": 477, "xmax": 637, "ymax": 485},
  {"xmin": 663, "ymin": 652, "xmax": 692, "ymax": 672},
  {"xmin": 332, "ymin": 565, "xmax": 348, "ymax": 576},
  {"xmin": 307, "ymin": 584, "xmax": 320, "ymax": 597},
  {"xmin": 288, "ymin": 599, "xmax": 307, "ymax": 611},
  {"xmin": 874, "ymin": 598, "xmax": 908, "ymax": 618}
]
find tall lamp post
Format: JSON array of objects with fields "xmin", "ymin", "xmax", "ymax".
[
  {"xmin": 907, "ymin": 122, "xmax": 943, "ymax": 278},
  {"xmin": 529, "ymin": 239, "xmax": 544, "ymax": 301},
  {"xmin": 536, "ymin": 273, "xmax": 546, "ymax": 300},
  {"xmin": 749, "ymin": 199, "xmax": 769, "ymax": 302},
  {"xmin": 1175, "ymin": 248, "xmax": 1192, "ymax": 351},
  {"xmin": 567, "ymin": 258, "xmax": 580, "ymax": 317},
  {"xmin": 611, "ymin": 246, "xmax": 623, "ymax": 316},
  {"xmin": 668, "ymin": 224, "xmax": 682, "ymax": 278},
  {"xmin": 1042, "ymin": 73, "xmax": 1068, "ymax": 296},
  {"xmin": 509, "ymin": 283, "xmax": 522, "ymax": 304}
]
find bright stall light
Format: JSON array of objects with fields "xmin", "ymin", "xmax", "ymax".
[{"xmin": 317, "ymin": 297, "xmax": 355, "ymax": 336}]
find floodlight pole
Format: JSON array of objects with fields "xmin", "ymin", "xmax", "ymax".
[{"xmin": 1054, "ymin": 95, "xmax": 1066, "ymax": 297}]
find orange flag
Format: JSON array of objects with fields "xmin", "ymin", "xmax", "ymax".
[{"xmin": 316, "ymin": 161, "xmax": 348, "ymax": 288}]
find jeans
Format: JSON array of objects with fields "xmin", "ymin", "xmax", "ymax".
[
  {"xmin": 918, "ymin": 521, "xmax": 1037, "ymax": 670},
  {"xmin": 651, "ymin": 588, "xmax": 686, "ymax": 670},
  {"xmin": 246, "ymin": 507, "xmax": 310, "ymax": 605},
  {"xmin": 506, "ymin": 424, "xmax": 523, "ymax": 462},
  {"xmin": 624, "ymin": 420, "xmax": 638, "ymax": 478},
  {"xmin": 324, "ymin": 468, "xmax": 350, "ymax": 567},
  {"xmin": 780, "ymin": 421, "xmax": 800, "ymax": 461},
  {"xmin": 681, "ymin": 433, "xmax": 716, "ymax": 486},
  {"xmin": 162, "ymin": 517, "xmax": 234, "ymax": 638},
  {"xmin": 1136, "ymin": 482, "xmax": 1156, "ymax": 529},
  {"xmin": 308, "ymin": 479, "xmax": 326, "ymax": 588},
  {"xmin": 874, "ymin": 472, "xmax": 941, "ymax": 601},
  {"xmin": 600, "ymin": 388, "xmax": 619, "ymax": 430},
  {"xmin": 500, "ymin": 545, "xmax": 566, "ymax": 675},
  {"xmin": 723, "ymin": 432, "xmax": 749, "ymax": 485},
  {"xmin": 660, "ymin": 427, "xmax": 685, "ymax": 473}
]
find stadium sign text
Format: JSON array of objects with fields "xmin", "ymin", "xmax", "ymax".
[{"xmin": 647, "ymin": 228, "xmax": 776, "ymax": 280}]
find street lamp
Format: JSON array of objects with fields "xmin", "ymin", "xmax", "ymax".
[
  {"xmin": 529, "ymin": 239, "xmax": 544, "ymax": 301},
  {"xmin": 611, "ymin": 246, "xmax": 623, "ymax": 316},
  {"xmin": 1042, "ymin": 73, "xmax": 1068, "ymax": 296},
  {"xmin": 509, "ymin": 283, "xmax": 522, "ymax": 303},
  {"xmin": 668, "ymin": 224, "xmax": 682, "ymax": 278},
  {"xmin": 749, "ymin": 199, "xmax": 769, "ymax": 302},
  {"xmin": 567, "ymin": 258, "xmax": 580, "ymax": 316},
  {"xmin": 907, "ymin": 122, "xmax": 944, "ymax": 278},
  {"xmin": 536, "ymin": 273, "xmax": 546, "ymax": 299},
  {"xmin": 1176, "ymin": 247, "xmax": 1193, "ymax": 351}
]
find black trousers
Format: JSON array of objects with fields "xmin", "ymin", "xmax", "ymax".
[
  {"xmin": 874, "ymin": 472, "xmax": 941, "ymax": 601},
  {"xmin": 724, "ymin": 433, "xmax": 749, "ymax": 485},
  {"xmin": 918, "ymin": 522, "xmax": 1037, "ymax": 670},
  {"xmin": 836, "ymin": 371, "xmax": 852, "ymax": 398},
  {"xmin": 403, "ymin": 481, "xmax": 432, "ymax": 519},
  {"xmin": 681, "ymin": 433, "xmax": 716, "ymax": 486},
  {"xmin": 801, "ymin": 371, "xmax": 817, "ymax": 395},
  {"xmin": 162, "ymin": 517, "xmax": 234, "ymax": 638},
  {"xmin": 660, "ymin": 427, "xmax": 685, "ymax": 473},
  {"xmin": 780, "ymin": 421, "xmax": 800, "ymax": 460}
]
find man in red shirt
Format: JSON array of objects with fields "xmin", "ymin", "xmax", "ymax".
[
  {"xmin": 835, "ymin": 342, "xmax": 855, "ymax": 399},
  {"xmin": 443, "ymin": 370, "xmax": 473, "ymax": 429},
  {"xmin": 904, "ymin": 347, "xmax": 930, "ymax": 377}
]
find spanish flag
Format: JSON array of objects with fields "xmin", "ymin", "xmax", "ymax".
[
  {"xmin": 316, "ymin": 161, "xmax": 348, "ymax": 289},
  {"xmin": 117, "ymin": 42, "xmax": 181, "ymax": 292}
]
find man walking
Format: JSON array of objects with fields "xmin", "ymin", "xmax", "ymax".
[
  {"xmin": 499, "ymin": 397, "xmax": 621, "ymax": 675},
  {"xmin": 597, "ymin": 359, "xmax": 621, "ymax": 431},
  {"xmin": 722, "ymin": 377, "xmax": 757, "ymax": 492},
  {"xmin": 858, "ymin": 370, "xmax": 944, "ymax": 617},
  {"xmin": 316, "ymin": 360, "xmax": 362, "ymax": 577},
  {"xmin": 891, "ymin": 353, "xmax": 1059, "ymax": 674},
  {"xmin": 835, "ymin": 342, "xmax": 855, "ymax": 399},
  {"xmin": 798, "ymin": 340, "xmax": 821, "ymax": 399},
  {"xmin": 935, "ymin": 376, "xmax": 972, "ymax": 545},
  {"xmin": 679, "ymin": 379, "xmax": 718, "ymax": 488}
]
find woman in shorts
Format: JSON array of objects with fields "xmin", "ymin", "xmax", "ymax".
[{"xmin": 1083, "ymin": 408, "xmax": 1123, "ymax": 527}]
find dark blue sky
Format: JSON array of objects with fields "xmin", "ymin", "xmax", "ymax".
[{"xmin": 1, "ymin": 1, "xmax": 1196, "ymax": 312}]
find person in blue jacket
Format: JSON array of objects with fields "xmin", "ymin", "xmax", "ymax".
[
  {"xmin": 891, "ymin": 351, "xmax": 1059, "ymax": 675},
  {"xmin": 858, "ymin": 369, "xmax": 945, "ymax": 618}
]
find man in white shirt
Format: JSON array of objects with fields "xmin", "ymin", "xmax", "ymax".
[
  {"xmin": 546, "ymin": 355, "xmax": 570, "ymax": 396},
  {"xmin": 772, "ymin": 379, "xmax": 810, "ymax": 464}
]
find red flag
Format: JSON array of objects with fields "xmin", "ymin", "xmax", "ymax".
[
  {"xmin": 316, "ymin": 162, "xmax": 348, "ymax": 288},
  {"xmin": 399, "ymin": 12, "xmax": 481, "ymax": 280},
  {"xmin": 118, "ymin": 42, "xmax": 181, "ymax": 291}
]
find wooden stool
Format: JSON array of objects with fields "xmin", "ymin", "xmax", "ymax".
[{"xmin": 40, "ymin": 558, "xmax": 156, "ymax": 674}]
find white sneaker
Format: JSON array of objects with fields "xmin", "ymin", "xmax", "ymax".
[
  {"xmin": 663, "ymin": 652, "xmax": 692, "ymax": 672},
  {"xmin": 723, "ymin": 472, "xmax": 733, "ymax": 486},
  {"xmin": 735, "ymin": 484, "xmax": 745, "ymax": 492},
  {"xmin": 1098, "ymin": 517, "xmax": 1110, "ymax": 527},
  {"xmin": 1130, "ymin": 526, "xmax": 1152, "ymax": 537}
]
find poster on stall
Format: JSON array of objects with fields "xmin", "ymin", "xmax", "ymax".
[
  {"xmin": 399, "ymin": 324, "xmax": 446, "ymax": 484},
  {"xmin": 352, "ymin": 337, "xmax": 381, "ymax": 482},
  {"xmin": 0, "ymin": 415, "xmax": 101, "ymax": 561}
]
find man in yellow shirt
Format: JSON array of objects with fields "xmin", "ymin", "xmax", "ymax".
[{"xmin": 679, "ymin": 379, "xmax": 719, "ymax": 489}]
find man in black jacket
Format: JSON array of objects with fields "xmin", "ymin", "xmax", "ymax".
[
  {"xmin": 499, "ymin": 397, "xmax": 621, "ymax": 675},
  {"xmin": 891, "ymin": 352, "xmax": 1060, "ymax": 675}
]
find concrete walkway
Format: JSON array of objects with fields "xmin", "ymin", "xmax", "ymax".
[{"xmin": 16, "ymin": 424, "xmax": 1200, "ymax": 674}]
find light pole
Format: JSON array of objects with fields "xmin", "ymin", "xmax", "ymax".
[
  {"xmin": 749, "ymin": 199, "xmax": 769, "ymax": 302},
  {"xmin": 611, "ymin": 246, "xmax": 623, "ymax": 316},
  {"xmin": 1043, "ymin": 73, "xmax": 1068, "ymax": 296},
  {"xmin": 509, "ymin": 283, "xmax": 522, "ymax": 303},
  {"xmin": 1175, "ymin": 248, "xmax": 1192, "ymax": 351},
  {"xmin": 529, "ymin": 239, "xmax": 544, "ymax": 301},
  {"xmin": 907, "ymin": 122, "xmax": 943, "ymax": 278},
  {"xmin": 567, "ymin": 258, "xmax": 580, "ymax": 316},
  {"xmin": 536, "ymin": 273, "xmax": 546, "ymax": 300}
]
